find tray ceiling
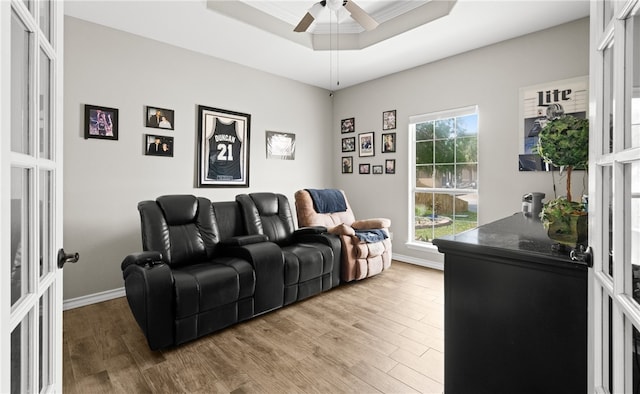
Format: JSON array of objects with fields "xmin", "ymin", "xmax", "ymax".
[{"xmin": 64, "ymin": 1, "xmax": 590, "ymax": 90}]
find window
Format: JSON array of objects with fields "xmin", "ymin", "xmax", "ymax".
[{"xmin": 409, "ymin": 106, "xmax": 478, "ymax": 244}]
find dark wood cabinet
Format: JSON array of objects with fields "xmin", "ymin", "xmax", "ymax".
[{"xmin": 433, "ymin": 213, "xmax": 588, "ymax": 394}]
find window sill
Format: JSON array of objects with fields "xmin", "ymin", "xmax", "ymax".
[{"xmin": 406, "ymin": 241, "xmax": 441, "ymax": 253}]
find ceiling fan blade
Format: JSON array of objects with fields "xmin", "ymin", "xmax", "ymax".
[
  {"xmin": 343, "ymin": 0, "xmax": 379, "ymax": 31},
  {"xmin": 294, "ymin": 12, "xmax": 315, "ymax": 32},
  {"xmin": 294, "ymin": 2, "xmax": 325, "ymax": 32}
]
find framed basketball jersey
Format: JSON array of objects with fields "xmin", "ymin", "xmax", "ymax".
[{"xmin": 197, "ymin": 106, "xmax": 251, "ymax": 187}]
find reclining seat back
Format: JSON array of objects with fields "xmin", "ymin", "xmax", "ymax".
[
  {"xmin": 237, "ymin": 193, "xmax": 337, "ymax": 305},
  {"xmin": 136, "ymin": 195, "xmax": 255, "ymax": 346},
  {"xmin": 240, "ymin": 192, "xmax": 295, "ymax": 245},
  {"xmin": 139, "ymin": 195, "xmax": 218, "ymax": 266}
]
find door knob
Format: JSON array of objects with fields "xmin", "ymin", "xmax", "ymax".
[{"xmin": 57, "ymin": 248, "xmax": 79, "ymax": 269}]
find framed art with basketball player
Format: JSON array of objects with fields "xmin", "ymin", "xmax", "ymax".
[
  {"xmin": 84, "ymin": 104, "xmax": 118, "ymax": 140},
  {"xmin": 196, "ymin": 105, "xmax": 251, "ymax": 187}
]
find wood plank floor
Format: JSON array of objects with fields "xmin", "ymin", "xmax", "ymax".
[{"xmin": 63, "ymin": 261, "xmax": 444, "ymax": 393}]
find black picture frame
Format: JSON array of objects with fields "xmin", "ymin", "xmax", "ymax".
[
  {"xmin": 359, "ymin": 163, "xmax": 371, "ymax": 174},
  {"xmin": 382, "ymin": 132, "xmax": 396, "ymax": 153},
  {"xmin": 342, "ymin": 137, "xmax": 356, "ymax": 152},
  {"xmin": 383, "ymin": 110, "xmax": 396, "ymax": 130},
  {"xmin": 358, "ymin": 132, "xmax": 375, "ymax": 157},
  {"xmin": 145, "ymin": 134, "xmax": 174, "ymax": 157},
  {"xmin": 341, "ymin": 156, "xmax": 353, "ymax": 174},
  {"xmin": 341, "ymin": 117, "xmax": 355, "ymax": 133},
  {"xmin": 372, "ymin": 165, "xmax": 383, "ymax": 174},
  {"xmin": 84, "ymin": 104, "xmax": 118, "ymax": 140},
  {"xmin": 197, "ymin": 105, "xmax": 251, "ymax": 188},
  {"xmin": 145, "ymin": 106, "xmax": 175, "ymax": 130},
  {"xmin": 385, "ymin": 159, "xmax": 396, "ymax": 174}
]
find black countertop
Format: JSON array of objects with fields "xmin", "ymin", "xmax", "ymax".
[{"xmin": 432, "ymin": 213, "xmax": 588, "ymax": 269}]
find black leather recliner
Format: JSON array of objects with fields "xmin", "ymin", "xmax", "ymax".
[
  {"xmin": 237, "ymin": 193, "xmax": 341, "ymax": 305},
  {"xmin": 121, "ymin": 195, "xmax": 283, "ymax": 350}
]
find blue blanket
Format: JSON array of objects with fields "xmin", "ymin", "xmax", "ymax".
[
  {"xmin": 354, "ymin": 229, "xmax": 388, "ymax": 243},
  {"xmin": 306, "ymin": 189, "xmax": 347, "ymax": 213}
]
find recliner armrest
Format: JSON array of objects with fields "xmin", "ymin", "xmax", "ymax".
[
  {"xmin": 121, "ymin": 251, "xmax": 163, "ymax": 271},
  {"xmin": 219, "ymin": 234, "xmax": 268, "ymax": 247},
  {"xmin": 122, "ymin": 260, "xmax": 174, "ymax": 350},
  {"xmin": 352, "ymin": 218, "xmax": 391, "ymax": 230},
  {"xmin": 220, "ymin": 241, "xmax": 284, "ymax": 314},
  {"xmin": 293, "ymin": 226, "xmax": 327, "ymax": 235}
]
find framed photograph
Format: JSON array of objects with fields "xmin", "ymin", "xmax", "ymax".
[
  {"xmin": 197, "ymin": 105, "xmax": 251, "ymax": 188},
  {"xmin": 382, "ymin": 132, "xmax": 396, "ymax": 153},
  {"xmin": 145, "ymin": 134, "xmax": 174, "ymax": 157},
  {"xmin": 383, "ymin": 110, "xmax": 396, "ymax": 130},
  {"xmin": 341, "ymin": 117, "xmax": 355, "ymax": 133},
  {"xmin": 84, "ymin": 104, "xmax": 118, "ymax": 140},
  {"xmin": 372, "ymin": 165, "xmax": 383, "ymax": 174},
  {"xmin": 358, "ymin": 132, "xmax": 374, "ymax": 157},
  {"xmin": 359, "ymin": 163, "xmax": 371, "ymax": 174},
  {"xmin": 266, "ymin": 131, "xmax": 295, "ymax": 160},
  {"xmin": 341, "ymin": 156, "xmax": 353, "ymax": 174},
  {"xmin": 385, "ymin": 159, "xmax": 396, "ymax": 174},
  {"xmin": 342, "ymin": 137, "xmax": 355, "ymax": 152},
  {"xmin": 145, "ymin": 106, "xmax": 174, "ymax": 130}
]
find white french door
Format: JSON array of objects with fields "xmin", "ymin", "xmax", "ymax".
[
  {"xmin": 0, "ymin": 0, "xmax": 66, "ymax": 392},
  {"xmin": 590, "ymin": 1, "xmax": 640, "ymax": 392}
]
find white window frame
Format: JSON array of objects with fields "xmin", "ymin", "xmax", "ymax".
[{"xmin": 407, "ymin": 105, "xmax": 479, "ymax": 249}]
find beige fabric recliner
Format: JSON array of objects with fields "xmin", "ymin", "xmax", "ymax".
[{"xmin": 294, "ymin": 189, "xmax": 392, "ymax": 282}]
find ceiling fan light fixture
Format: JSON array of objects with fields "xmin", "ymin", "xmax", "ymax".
[{"xmin": 326, "ymin": 0, "xmax": 343, "ymax": 12}]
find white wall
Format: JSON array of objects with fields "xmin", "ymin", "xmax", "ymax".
[
  {"xmin": 331, "ymin": 18, "xmax": 589, "ymax": 265},
  {"xmin": 63, "ymin": 17, "xmax": 333, "ymax": 300}
]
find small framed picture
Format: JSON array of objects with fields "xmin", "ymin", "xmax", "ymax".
[
  {"xmin": 341, "ymin": 117, "xmax": 355, "ymax": 133},
  {"xmin": 358, "ymin": 132, "xmax": 374, "ymax": 157},
  {"xmin": 145, "ymin": 134, "xmax": 174, "ymax": 157},
  {"xmin": 84, "ymin": 104, "xmax": 118, "ymax": 140},
  {"xmin": 383, "ymin": 110, "xmax": 396, "ymax": 130},
  {"xmin": 382, "ymin": 132, "xmax": 396, "ymax": 153},
  {"xmin": 341, "ymin": 156, "xmax": 353, "ymax": 174},
  {"xmin": 359, "ymin": 163, "xmax": 371, "ymax": 174},
  {"xmin": 372, "ymin": 165, "xmax": 383, "ymax": 174},
  {"xmin": 146, "ymin": 106, "xmax": 174, "ymax": 130},
  {"xmin": 385, "ymin": 159, "xmax": 396, "ymax": 174},
  {"xmin": 342, "ymin": 137, "xmax": 355, "ymax": 152}
]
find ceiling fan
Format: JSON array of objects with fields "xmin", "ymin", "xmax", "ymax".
[{"xmin": 294, "ymin": 0, "xmax": 379, "ymax": 33}]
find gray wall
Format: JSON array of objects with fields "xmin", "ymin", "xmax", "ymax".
[
  {"xmin": 63, "ymin": 17, "xmax": 333, "ymax": 300},
  {"xmin": 63, "ymin": 16, "xmax": 589, "ymax": 301},
  {"xmin": 331, "ymin": 18, "xmax": 589, "ymax": 265}
]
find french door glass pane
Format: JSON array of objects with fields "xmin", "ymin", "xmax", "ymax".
[
  {"xmin": 631, "ymin": 14, "xmax": 640, "ymax": 149},
  {"xmin": 11, "ymin": 167, "xmax": 31, "ymax": 306},
  {"xmin": 39, "ymin": 49, "xmax": 51, "ymax": 160},
  {"xmin": 39, "ymin": 0, "xmax": 51, "ymax": 42},
  {"xmin": 604, "ymin": 165, "xmax": 613, "ymax": 278},
  {"xmin": 630, "ymin": 163, "xmax": 640, "ymax": 300},
  {"xmin": 11, "ymin": 314, "xmax": 31, "ymax": 394},
  {"xmin": 39, "ymin": 289, "xmax": 52, "ymax": 391},
  {"xmin": 633, "ymin": 326, "xmax": 640, "ymax": 394},
  {"xmin": 604, "ymin": 43, "xmax": 615, "ymax": 154},
  {"xmin": 39, "ymin": 170, "xmax": 52, "ymax": 278},
  {"xmin": 11, "ymin": 11, "xmax": 31, "ymax": 155}
]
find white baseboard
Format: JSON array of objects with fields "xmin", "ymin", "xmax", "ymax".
[
  {"xmin": 62, "ymin": 255, "xmax": 442, "ymax": 311},
  {"xmin": 63, "ymin": 287, "xmax": 125, "ymax": 311},
  {"xmin": 393, "ymin": 253, "xmax": 444, "ymax": 271}
]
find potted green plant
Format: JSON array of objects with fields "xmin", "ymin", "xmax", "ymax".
[{"xmin": 536, "ymin": 114, "xmax": 589, "ymax": 248}]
